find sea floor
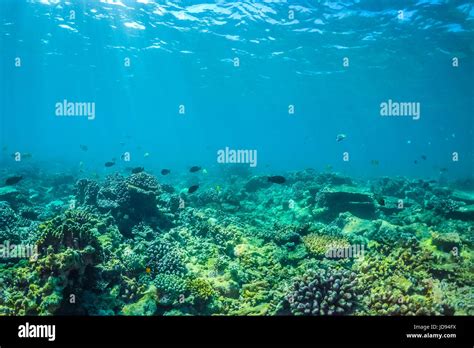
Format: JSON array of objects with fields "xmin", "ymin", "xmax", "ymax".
[{"xmin": 0, "ymin": 166, "xmax": 473, "ymax": 316}]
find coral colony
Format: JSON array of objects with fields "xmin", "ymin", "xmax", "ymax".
[{"xmin": 0, "ymin": 0, "xmax": 473, "ymax": 320}]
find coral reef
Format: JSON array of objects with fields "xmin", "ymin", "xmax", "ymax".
[{"xmin": 0, "ymin": 167, "xmax": 472, "ymax": 316}]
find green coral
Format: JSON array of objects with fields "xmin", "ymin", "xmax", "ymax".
[
  {"xmin": 37, "ymin": 209, "xmax": 102, "ymax": 257},
  {"xmin": 356, "ymin": 243, "xmax": 446, "ymax": 315},
  {"xmin": 187, "ymin": 278, "xmax": 215, "ymax": 302},
  {"xmin": 153, "ymin": 273, "xmax": 187, "ymax": 305},
  {"xmin": 121, "ymin": 286, "xmax": 158, "ymax": 316}
]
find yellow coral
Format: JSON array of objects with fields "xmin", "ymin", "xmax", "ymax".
[{"xmin": 302, "ymin": 233, "xmax": 350, "ymax": 256}]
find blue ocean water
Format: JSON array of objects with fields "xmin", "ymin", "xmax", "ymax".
[{"xmin": 1, "ymin": 0, "xmax": 473, "ymax": 180}]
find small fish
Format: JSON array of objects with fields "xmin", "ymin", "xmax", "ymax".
[
  {"xmin": 268, "ymin": 175, "xmax": 286, "ymax": 184},
  {"xmin": 373, "ymin": 193, "xmax": 385, "ymax": 206},
  {"xmin": 202, "ymin": 168, "xmax": 208, "ymax": 174},
  {"xmin": 371, "ymin": 160, "xmax": 379, "ymax": 166},
  {"xmin": 105, "ymin": 161, "xmax": 115, "ymax": 167},
  {"xmin": 144, "ymin": 152, "xmax": 150, "ymax": 158},
  {"xmin": 79, "ymin": 161, "xmax": 84, "ymax": 167},
  {"xmin": 414, "ymin": 160, "xmax": 418, "ymax": 164},
  {"xmin": 190, "ymin": 166, "xmax": 201, "ymax": 173},
  {"xmin": 439, "ymin": 167, "xmax": 448, "ymax": 173},
  {"xmin": 336, "ymin": 134, "xmax": 347, "ymax": 142},
  {"xmin": 421, "ymin": 155, "xmax": 427, "ymax": 160},
  {"xmin": 2, "ymin": 145, "xmax": 7, "ymax": 151},
  {"xmin": 120, "ymin": 142, "xmax": 126, "ymax": 146},
  {"xmin": 325, "ymin": 164, "xmax": 333, "ymax": 171},
  {"xmin": 5, "ymin": 175, "xmax": 22, "ymax": 185},
  {"xmin": 216, "ymin": 185, "xmax": 221, "ymax": 192},
  {"xmin": 161, "ymin": 169, "xmax": 171, "ymax": 175},
  {"xmin": 131, "ymin": 167, "xmax": 144, "ymax": 174},
  {"xmin": 80, "ymin": 144, "xmax": 88, "ymax": 151},
  {"xmin": 188, "ymin": 184, "xmax": 199, "ymax": 194}
]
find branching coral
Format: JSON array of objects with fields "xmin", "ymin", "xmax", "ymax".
[
  {"xmin": 284, "ymin": 267, "xmax": 360, "ymax": 315},
  {"xmin": 425, "ymin": 196, "xmax": 460, "ymax": 215},
  {"xmin": 0, "ymin": 201, "xmax": 19, "ymax": 243},
  {"xmin": 75, "ymin": 179, "xmax": 100, "ymax": 206}
]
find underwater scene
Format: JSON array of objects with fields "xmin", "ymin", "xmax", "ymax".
[{"xmin": 0, "ymin": 0, "xmax": 473, "ymax": 317}]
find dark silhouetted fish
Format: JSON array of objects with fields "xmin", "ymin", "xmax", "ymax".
[
  {"xmin": 105, "ymin": 161, "xmax": 115, "ymax": 167},
  {"xmin": 131, "ymin": 167, "xmax": 144, "ymax": 174},
  {"xmin": 268, "ymin": 175, "xmax": 286, "ymax": 184},
  {"xmin": 188, "ymin": 184, "xmax": 199, "ymax": 194},
  {"xmin": 371, "ymin": 160, "xmax": 379, "ymax": 166},
  {"xmin": 80, "ymin": 144, "xmax": 88, "ymax": 151},
  {"xmin": 190, "ymin": 166, "xmax": 201, "ymax": 173},
  {"xmin": 5, "ymin": 175, "xmax": 22, "ymax": 185},
  {"xmin": 373, "ymin": 193, "xmax": 385, "ymax": 206},
  {"xmin": 336, "ymin": 134, "xmax": 346, "ymax": 142},
  {"xmin": 161, "ymin": 169, "xmax": 171, "ymax": 175},
  {"xmin": 414, "ymin": 160, "xmax": 418, "ymax": 164},
  {"xmin": 421, "ymin": 155, "xmax": 427, "ymax": 160}
]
